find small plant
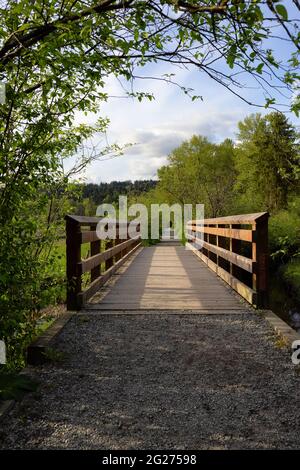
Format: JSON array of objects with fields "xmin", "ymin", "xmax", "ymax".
[
  {"xmin": 294, "ymin": 365, "xmax": 300, "ymax": 375},
  {"xmin": 0, "ymin": 372, "xmax": 39, "ymax": 401},
  {"xmin": 78, "ymin": 316, "xmax": 90, "ymax": 323},
  {"xmin": 42, "ymin": 347, "xmax": 66, "ymax": 363},
  {"xmin": 274, "ymin": 335, "xmax": 289, "ymax": 349}
]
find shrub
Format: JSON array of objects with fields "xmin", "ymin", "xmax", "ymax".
[
  {"xmin": 280, "ymin": 259, "xmax": 300, "ymax": 298},
  {"xmin": 269, "ymin": 209, "xmax": 300, "ymax": 263}
]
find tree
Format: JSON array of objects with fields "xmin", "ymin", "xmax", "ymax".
[
  {"xmin": 157, "ymin": 135, "xmax": 236, "ymax": 217},
  {"xmin": 0, "ymin": 1, "xmax": 299, "ymax": 113},
  {"xmin": 235, "ymin": 112, "xmax": 300, "ymax": 213}
]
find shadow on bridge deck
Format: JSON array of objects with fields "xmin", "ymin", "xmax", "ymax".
[{"xmin": 87, "ymin": 243, "xmax": 246, "ymax": 311}]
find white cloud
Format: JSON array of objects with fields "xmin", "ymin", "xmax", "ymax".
[{"xmin": 72, "ymin": 69, "xmax": 281, "ymax": 182}]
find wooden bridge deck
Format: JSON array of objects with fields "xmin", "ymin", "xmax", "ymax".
[{"xmin": 88, "ymin": 243, "xmax": 245, "ymax": 311}]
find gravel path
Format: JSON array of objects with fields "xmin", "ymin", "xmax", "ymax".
[{"xmin": 1, "ymin": 312, "xmax": 300, "ymax": 449}]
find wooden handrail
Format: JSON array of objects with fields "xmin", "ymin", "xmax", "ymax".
[
  {"xmin": 65, "ymin": 215, "xmax": 141, "ymax": 310},
  {"xmin": 186, "ymin": 212, "xmax": 269, "ymax": 308}
]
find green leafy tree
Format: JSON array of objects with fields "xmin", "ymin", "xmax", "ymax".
[
  {"xmin": 235, "ymin": 113, "xmax": 300, "ymax": 213},
  {"xmin": 0, "ymin": 1, "xmax": 299, "ymax": 112},
  {"xmin": 157, "ymin": 136, "xmax": 236, "ymax": 217}
]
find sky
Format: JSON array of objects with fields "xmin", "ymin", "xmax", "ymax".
[{"xmin": 71, "ymin": 37, "xmax": 298, "ymax": 184}]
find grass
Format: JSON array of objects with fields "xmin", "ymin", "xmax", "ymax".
[
  {"xmin": 42, "ymin": 347, "xmax": 66, "ymax": 363},
  {"xmin": 281, "ymin": 258, "xmax": 300, "ymax": 298},
  {"xmin": 0, "ymin": 372, "xmax": 39, "ymax": 401},
  {"xmin": 274, "ymin": 335, "xmax": 290, "ymax": 349},
  {"xmin": 39, "ymin": 239, "xmax": 91, "ymax": 308}
]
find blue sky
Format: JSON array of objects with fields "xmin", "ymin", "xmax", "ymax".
[{"xmin": 72, "ymin": 32, "xmax": 298, "ymax": 183}]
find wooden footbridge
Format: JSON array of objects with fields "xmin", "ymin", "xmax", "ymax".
[{"xmin": 65, "ymin": 212, "xmax": 269, "ymax": 312}]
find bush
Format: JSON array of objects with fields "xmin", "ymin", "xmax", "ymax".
[
  {"xmin": 280, "ymin": 259, "xmax": 300, "ymax": 298},
  {"xmin": 269, "ymin": 209, "xmax": 300, "ymax": 263}
]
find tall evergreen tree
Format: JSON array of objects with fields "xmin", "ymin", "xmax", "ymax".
[{"xmin": 235, "ymin": 113, "xmax": 299, "ymax": 213}]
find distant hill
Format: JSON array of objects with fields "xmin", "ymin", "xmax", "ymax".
[{"xmin": 82, "ymin": 180, "xmax": 157, "ymax": 205}]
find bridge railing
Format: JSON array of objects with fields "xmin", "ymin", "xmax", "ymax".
[
  {"xmin": 186, "ymin": 212, "xmax": 269, "ymax": 308},
  {"xmin": 65, "ymin": 216, "xmax": 141, "ymax": 310}
]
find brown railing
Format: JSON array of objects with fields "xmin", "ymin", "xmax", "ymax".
[
  {"xmin": 65, "ymin": 215, "xmax": 141, "ymax": 310},
  {"xmin": 186, "ymin": 212, "xmax": 269, "ymax": 308}
]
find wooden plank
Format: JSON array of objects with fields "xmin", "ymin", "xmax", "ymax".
[
  {"xmin": 189, "ymin": 239, "xmax": 254, "ymax": 273},
  {"xmin": 90, "ymin": 225, "xmax": 101, "ymax": 282},
  {"xmin": 88, "ymin": 244, "xmax": 246, "ymax": 310},
  {"xmin": 66, "ymin": 217, "xmax": 81, "ymax": 311},
  {"xmin": 187, "ymin": 225, "xmax": 253, "ymax": 242},
  {"xmin": 231, "ymin": 223, "xmax": 241, "ymax": 278},
  {"xmin": 81, "ymin": 230, "xmax": 101, "ymax": 244},
  {"xmin": 188, "ymin": 212, "xmax": 268, "ymax": 225},
  {"xmin": 186, "ymin": 242, "xmax": 255, "ymax": 305},
  {"xmin": 78, "ymin": 242, "xmax": 142, "ymax": 306},
  {"xmin": 65, "ymin": 215, "xmax": 139, "ymax": 227},
  {"xmin": 217, "ymin": 265, "xmax": 256, "ymax": 305},
  {"xmin": 252, "ymin": 219, "xmax": 269, "ymax": 308},
  {"xmin": 78, "ymin": 236, "xmax": 140, "ymax": 274},
  {"xmin": 105, "ymin": 240, "xmax": 114, "ymax": 270}
]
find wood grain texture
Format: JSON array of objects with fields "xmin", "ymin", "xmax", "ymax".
[
  {"xmin": 88, "ymin": 244, "xmax": 245, "ymax": 310},
  {"xmin": 186, "ymin": 225, "xmax": 253, "ymax": 242},
  {"xmin": 189, "ymin": 212, "xmax": 268, "ymax": 225}
]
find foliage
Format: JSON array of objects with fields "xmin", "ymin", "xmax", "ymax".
[
  {"xmin": 80, "ymin": 180, "xmax": 157, "ymax": 209},
  {"xmin": 0, "ymin": 1, "xmax": 299, "ymax": 112},
  {"xmin": 34, "ymin": 318, "xmax": 55, "ymax": 340},
  {"xmin": 156, "ymin": 136, "xmax": 236, "ymax": 217},
  {"xmin": 234, "ymin": 113, "xmax": 300, "ymax": 213},
  {"xmin": 280, "ymin": 259, "xmax": 300, "ymax": 299},
  {"xmin": 42, "ymin": 347, "xmax": 66, "ymax": 363},
  {"xmin": 269, "ymin": 209, "xmax": 300, "ymax": 263},
  {"xmin": 0, "ymin": 372, "xmax": 39, "ymax": 401}
]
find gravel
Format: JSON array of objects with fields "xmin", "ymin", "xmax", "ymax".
[{"xmin": 1, "ymin": 311, "xmax": 300, "ymax": 450}]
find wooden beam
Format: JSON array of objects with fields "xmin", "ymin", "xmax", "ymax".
[
  {"xmin": 90, "ymin": 224, "xmax": 101, "ymax": 282},
  {"xmin": 77, "ymin": 236, "xmax": 140, "ymax": 275},
  {"xmin": 186, "ymin": 242, "xmax": 255, "ymax": 305},
  {"xmin": 201, "ymin": 240, "xmax": 254, "ymax": 273},
  {"xmin": 187, "ymin": 225, "xmax": 253, "ymax": 242},
  {"xmin": 80, "ymin": 230, "xmax": 101, "ymax": 244},
  {"xmin": 66, "ymin": 217, "xmax": 82, "ymax": 311},
  {"xmin": 252, "ymin": 217, "xmax": 269, "ymax": 308},
  {"xmin": 189, "ymin": 212, "xmax": 269, "ymax": 225},
  {"xmin": 78, "ymin": 242, "xmax": 142, "ymax": 306}
]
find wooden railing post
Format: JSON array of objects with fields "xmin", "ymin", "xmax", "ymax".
[
  {"xmin": 230, "ymin": 224, "xmax": 241, "ymax": 278},
  {"xmin": 105, "ymin": 239, "xmax": 114, "ymax": 270},
  {"xmin": 66, "ymin": 216, "xmax": 81, "ymax": 311},
  {"xmin": 122, "ymin": 223, "xmax": 129, "ymax": 257},
  {"xmin": 115, "ymin": 224, "xmax": 122, "ymax": 262},
  {"xmin": 90, "ymin": 224, "xmax": 101, "ymax": 282},
  {"xmin": 252, "ymin": 214, "xmax": 269, "ymax": 308}
]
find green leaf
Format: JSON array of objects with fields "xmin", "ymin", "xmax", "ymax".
[
  {"xmin": 275, "ymin": 4, "xmax": 288, "ymax": 21},
  {"xmin": 265, "ymin": 97, "xmax": 276, "ymax": 108},
  {"xmin": 256, "ymin": 63, "xmax": 264, "ymax": 74},
  {"xmin": 254, "ymin": 6, "xmax": 264, "ymax": 22}
]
